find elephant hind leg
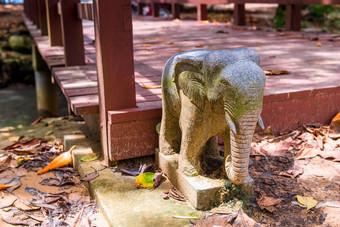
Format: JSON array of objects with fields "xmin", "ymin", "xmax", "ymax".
[
  {"xmin": 159, "ymin": 109, "xmax": 181, "ymax": 155},
  {"xmin": 204, "ymin": 136, "xmax": 222, "ymax": 158},
  {"xmin": 201, "ymin": 136, "xmax": 224, "ymax": 175}
]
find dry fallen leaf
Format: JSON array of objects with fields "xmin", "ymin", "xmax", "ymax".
[
  {"xmin": 316, "ymin": 42, "xmax": 322, "ymax": 46},
  {"xmin": 330, "ymin": 112, "xmax": 340, "ymax": 133},
  {"xmin": 264, "ymin": 69, "xmax": 290, "ymax": 75},
  {"xmin": 2, "ymin": 216, "xmax": 30, "ymax": 226},
  {"xmin": 296, "ymin": 145, "xmax": 318, "ymax": 160},
  {"xmin": 81, "ymin": 167, "xmax": 99, "ymax": 182},
  {"xmin": 81, "ymin": 153, "xmax": 99, "ymax": 162},
  {"xmin": 277, "ymin": 164, "xmax": 304, "ymax": 178},
  {"xmin": 37, "ymin": 145, "xmax": 75, "ymax": 174},
  {"xmin": 257, "ymin": 195, "xmax": 283, "ymax": 212},
  {"xmin": 139, "ymin": 80, "xmax": 161, "ymax": 89},
  {"xmin": 0, "ymin": 182, "xmax": 19, "ymax": 190},
  {"xmin": 144, "ymin": 37, "xmax": 166, "ymax": 41},
  {"xmin": 323, "ymin": 137, "xmax": 337, "ymax": 151},
  {"xmin": 30, "ymin": 116, "xmax": 43, "ymax": 126},
  {"xmin": 199, "ymin": 20, "xmax": 209, "ymax": 24},
  {"xmin": 8, "ymin": 136, "xmax": 22, "ymax": 142},
  {"xmin": 194, "ymin": 213, "xmax": 236, "ymax": 227},
  {"xmin": 260, "ymin": 140, "xmax": 292, "ymax": 156},
  {"xmin": 142, "ymin": 43, "xmax": 152, "ymax": 47},
  {"xmin": 232, "ymin": 26, "xmax": 246, "ymax": 31},
  {"xmin": 297, "ymin": 195, "xmax": 317, "ymax": 211},
  {"xmin": 216, "ymin": 30, "xmax": 228, "ymax": 34},
  {"xmin": 195, "ymin": 44, "xmax": 204, "ymax": 48},
  {"xmin": 164, "ymin": 187, "xmax": 186, "ymax": 202},
  {"xmin": 233, "ymin": 210, "xmax": 260, "ymax": 226},
  {"xmin": 318, "ymin": 148, "xmax": 340, "ymax": 162}
]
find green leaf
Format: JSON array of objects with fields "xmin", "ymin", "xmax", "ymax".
[
  {"xmin": 135, "ymin": 172, "xmax": 156, "ymax": 189},
  {"xmin": 81, "ymin": 153, "xmax": 99, "ymax": 162}
]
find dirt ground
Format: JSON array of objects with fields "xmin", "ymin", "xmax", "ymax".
[
  {"xmin": 0, "ymin": 117, "xmax": 108, "ymax": 226},
  {"xmin": 246, "ymin": 126, "xmax": 340, "ymax": 227}
]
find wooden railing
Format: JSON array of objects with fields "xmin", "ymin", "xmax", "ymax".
[
  {"xmin": 134, "ymin": 0, "xmax": 340, "ymax": 31},
  {"xmin": 24, "ymin": 0, "xmax": 137, "ymax": 163},
  {"xmin": 23, "ymin": 0, "xmax": 340, "ymax": 163}
]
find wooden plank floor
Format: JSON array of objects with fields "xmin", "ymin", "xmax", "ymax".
[{"xmin": 25, "ymin": 15, "xmax": 340, "ymax": 128}]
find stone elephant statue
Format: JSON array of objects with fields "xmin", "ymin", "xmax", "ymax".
[{"xmin": 159, "ymin": 48, "xmax": 266, "ymax": 185}]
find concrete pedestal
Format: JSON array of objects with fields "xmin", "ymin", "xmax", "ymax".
[{"xmin": 156, "ymin": 150, "xmax": 225, "ymax": 210}]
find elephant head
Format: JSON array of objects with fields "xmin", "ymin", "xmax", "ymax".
[{"xmin": 162, "ymin": 48, "xmax": 266, "ymax": 184}]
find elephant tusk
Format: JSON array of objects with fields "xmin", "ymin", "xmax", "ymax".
[
  {"xmin": 225, "ymin": 113, "xmax": 237, "ymax": 134},
  {"xmin": 257, "ymin": 116, "xmax": 265, "ymax": 130}
]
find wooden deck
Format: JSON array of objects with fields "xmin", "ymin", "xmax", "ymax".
[{"xmin": 24, "ymin": 14, "xmax": 340, "ymax": 158}]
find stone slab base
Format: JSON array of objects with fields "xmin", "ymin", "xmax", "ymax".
[
  {"xmin": 156, "ymin": 149, "xmax": 225, "ymax": 210},
  {"xmin": 64, "ymin": 135, "xmax": 203, "ymax": 227}
]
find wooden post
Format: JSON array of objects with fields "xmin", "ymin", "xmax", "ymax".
[
  {"xmin": 138, "ymin": 2, "xmax": 143, "ymax": 16},
  {"xmin": 24, "ymin": 0, "xmax": 28, "ymax": 17},
  {"xmin": 36, "ymin": 0, "xmax": 42, "ymax": 29},
  {"xmin": 285, "ymin": 4, "xmax": 301, "ymax": 31},
  {"xmin": 31, "ymin": 0, "xmax": 38, "ymax": 25},
  {"xmin": 46, "ymin": 0, "xmax": 63, "ymax": 46},
  {"xmin": 233, "ymin": 3, "xmax": 246, "ymax": 26},
  {"xmin": 37, "ymin": 0, "xmax": 48, "ymax": 35},
  {"xmin": 152, "ymin": 3, "xmax": 159, "ymax": 17},
  {"xmin": 27, "ymin": 0, "xmax": 32, "ymax": 21},
  {"xmin": 32, "ymin": 44, "xmax": 59, "ymax": 117},
  {"xmin": 197, "ymin": 4, "xmax": 207, "ymax": 21},
  {"xmin": 172, "ymin": 3, "xmax": 180, "ymax": 19},
  {"xmin": 93, "ymin": 0, "xmax": 137, "ymax": 163},
  {"xmin": 60, "ymin": 0, "xmax": 85, "ymax": 66}
]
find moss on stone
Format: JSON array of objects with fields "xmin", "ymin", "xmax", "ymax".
[{"xmin": 8, "ymin": 35, "xmax": 32, "ymax": 54}]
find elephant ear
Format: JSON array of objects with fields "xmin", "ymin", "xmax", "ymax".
[
  {"xmin": 178, "ymin": 71, "xmax": 206, "ymax": 111},
  {"xmin": 165, "ymin": 49, "xmax": 211, "ymax": 111}
]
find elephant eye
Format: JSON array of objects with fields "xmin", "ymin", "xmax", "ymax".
[{"xmin": 220, "ymin": 79, "xmax": 229, "ymax": 86}]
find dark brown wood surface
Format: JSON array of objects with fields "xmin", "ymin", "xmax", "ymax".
[
  {"xmin": 60, "ymin": 0, "xmax": 85, "ymax": 66},
  {"xmin": 172, "ymin": 3, "xmax": 181, "ymax": 19},
  {"xmin": 285, "ymin": 4, "xmax": 302, "ymax": 31},
  {"xmin": 93, "ymin": 0, "xmax": 137, "ymax": 163},
  {"xmin": 152, "ymin": 3, "xmax": 160, "ymax": 17},
  {"xmin": 46, "ymin": 0, "xmax": 63, "ymax": 46},
  {"xmin": 37, "ymin": 0, "xmax": 48, "ymax": 35},
  {"xmin": 233, "ymin": 3, "xmax": 246, "ymax": 26},
  {"xmin": 197, "ymin": 4, "xmax": 207, "ymax": 21}
]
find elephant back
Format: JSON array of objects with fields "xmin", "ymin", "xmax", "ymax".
[{"xmin": 202, "ymin": 48, "xmax": 261, "ymax": 78}]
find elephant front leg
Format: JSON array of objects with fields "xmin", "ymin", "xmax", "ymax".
[
  {"xmin": 159, "ymin": 103, "xmax": 181, "ymax": 155},
  {"xmin": 178, "ymin": 91, "xmax": 208, "ymax": 176}
]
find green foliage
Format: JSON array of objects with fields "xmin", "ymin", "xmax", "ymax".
[
  {"xmin": 325, "ymin": 9, "xmax": 340, "ymax": 33},
  {"xmin": 274, "ymin": 5, "xmax": 286, "ymax": 28},
  {"xmin": 306, "ymin": 5, "xmax": 335, "ymax": 23},
  {"xmin": 0, "ymin": 42, "xmax": 11, "ymax": 51},
  {"xmin": 305, "ymin": 5, "xmax": 340, "ymax": 33}
]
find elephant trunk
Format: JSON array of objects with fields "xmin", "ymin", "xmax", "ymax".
[{"xmin": 225, "ymin": 109, "xmax": 260, "ymax": 184}]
